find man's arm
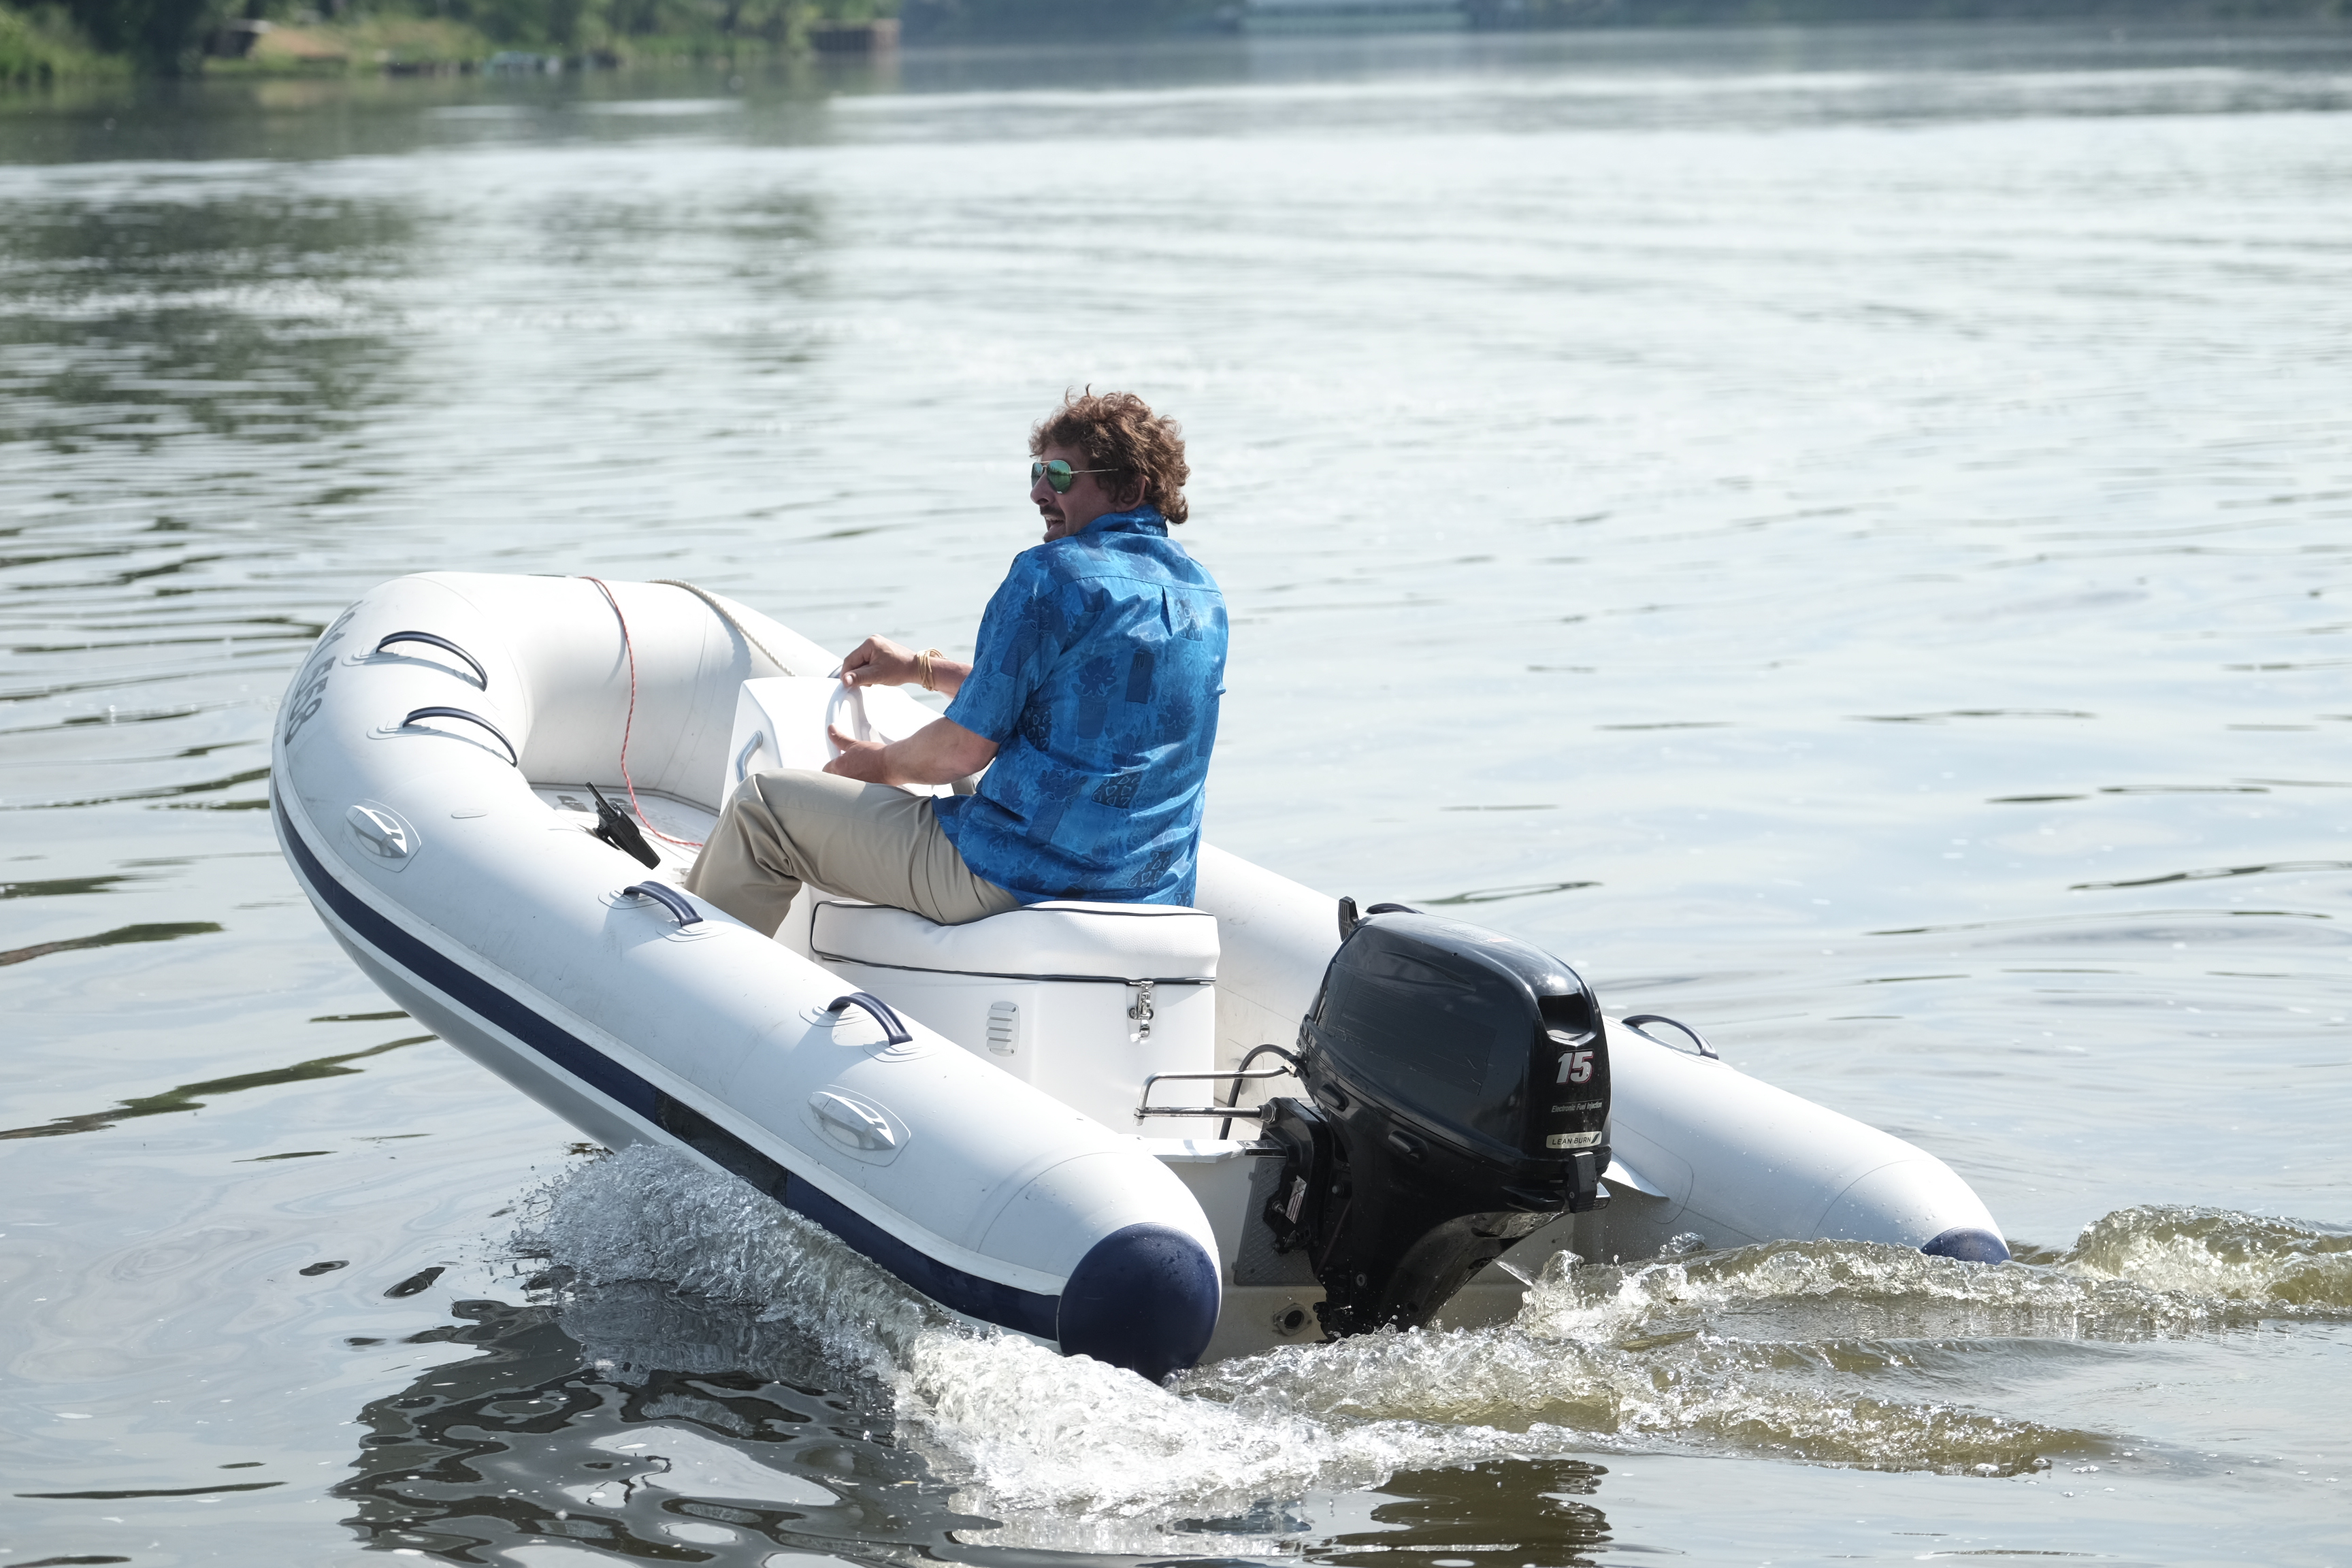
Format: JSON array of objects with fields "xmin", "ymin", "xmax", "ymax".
[
  {"xmin": 839, "ymin": 634, "xmax": 970, "ymax": 698},
  {"xmin": 823, "ymin": 717, "xmax": 996, "ymax": 788}
]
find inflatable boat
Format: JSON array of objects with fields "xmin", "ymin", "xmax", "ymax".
[{"xmin": 272, "ymin": 573, "xmax": 2009, "ymax": 1380}]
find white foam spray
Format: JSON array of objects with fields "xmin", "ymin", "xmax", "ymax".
[{"xmin": 515, "ymin": 1145, "xmax": 2351, "ymax": 1539}]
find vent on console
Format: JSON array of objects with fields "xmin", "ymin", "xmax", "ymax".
[{"xmin": 987, "ymin": 1000, "xmax": 1019, "ymax": 1056}]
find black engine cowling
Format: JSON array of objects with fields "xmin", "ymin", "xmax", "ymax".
[{"xmin": 1258, "ymin": 908, "xmax": 1610, "ymax": 1337}]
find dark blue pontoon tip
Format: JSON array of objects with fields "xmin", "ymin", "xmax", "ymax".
[
  {"xmin": 1921, "ymin": 1226, "xmax": 2011, "ymax": 1264},
  {"xmin": 1057, "ymin": 1222, "xmax": 1220, "ymax": 1382}
]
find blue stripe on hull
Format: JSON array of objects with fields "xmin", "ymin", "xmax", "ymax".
[{"xmin": 274, "ymin": 789, "xmax": 1062, "ymax": 1341}]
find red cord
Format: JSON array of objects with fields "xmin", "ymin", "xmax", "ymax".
[{"xmin": 582, "ymin": 576, "xmax": 704, "ymax": 853}]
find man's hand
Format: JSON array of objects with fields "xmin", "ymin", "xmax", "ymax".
[
  {"xmin": 822, "ymin": 719, "xmax": 997, "ymax": 787},
  {"xmin": 821, "ymin": 725, "xmax": 892, "ymax": 783},
  {"xmin": 838, "ymin": 633, "xmax": 970, "ymax": 698},
  {"xmin": 838, "ymin": 635, "xmax": 919, "ymax": 689}
]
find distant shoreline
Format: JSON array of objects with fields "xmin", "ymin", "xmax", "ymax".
[{"xmin": 4, "ymin": 0, "xmax": 2345, "ymax": 91}]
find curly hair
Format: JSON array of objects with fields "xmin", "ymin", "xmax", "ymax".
[{"xmin": 1029, "ymin": 389, "xmax": 1190, "ymax": 526}]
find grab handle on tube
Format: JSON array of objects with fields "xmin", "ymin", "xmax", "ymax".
[
  {"xmin": 827, "ymin": 991, "xmax": 913, "ymax": 1047},
  {"xmin": 622, "ymin": 882, "xmax": 702, "ymax": 928},
  {"xmin": 1623, "ymin": 1013, "xmax": 1718, "ymax": 1060},
  {"xmin": 399, "ymin": 706, "xmax": 517, "ymax": 768},
  {"xmin": 375, "ymin": 631, "xmax": 488, "ymax": 690}
]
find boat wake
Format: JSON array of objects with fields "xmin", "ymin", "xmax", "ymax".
[
  {"xmin": 513, "ymin": 1141, "xmax": 951, "ymax": 1379},
  {"xmin": 515, "ymin": 1145, "xmax": 2351, "ymax": 1540}
]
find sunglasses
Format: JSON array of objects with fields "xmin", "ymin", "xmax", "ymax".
[{"xmin": 1031, "ymin": 458, "xmax": 1114, "ymax": 495}]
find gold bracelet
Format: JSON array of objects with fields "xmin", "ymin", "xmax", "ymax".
[{"xmin": 919, "ymin": 647, "xmax": 944, "ymax": 692}]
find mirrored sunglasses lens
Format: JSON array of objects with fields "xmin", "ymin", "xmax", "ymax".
[
  {"xmin": 1045, "ymin": 460, "xmax": 1076, "ymax": 493},
  {"xmin": 1029, "ymin": 460, "xmax": 1047, "ymax": 483}
]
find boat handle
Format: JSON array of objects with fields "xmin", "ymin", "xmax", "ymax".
[
  {"xmin": 827, "ymin": 680, "xmax": 875, "ymax": 748},
  {"xmin": 399, "ymin": 706, "xmax": 517, "ymax": 768},
  {"xmin": 734, "ymin": 728, "xmax": 768, "ymax": 785},
  {"xmin": 1339, "ymin": 897, "xmax": 1426, "ymax": 939},
  {"xmin": 1220, "ymin": 1042, "xmax": 1303, "ymax": 1137},
  {"xmin": 622, "ymin": 882, "xmax": 702, "ymax": 928},
  {"xmin": 1135, "ymin": 1065, "xmax": 1297, "ymax": 1122},
  {"xmin": 374, "ymin": 631, "xmax": 487, "ymax": 689},
  {"xmin": 827, "ymin": 991, "xmax": 912, "ymax": 1046},
  {"xmin": 1623, "ymin": 1013, "xmax": 1718, "ymax": 1060}
]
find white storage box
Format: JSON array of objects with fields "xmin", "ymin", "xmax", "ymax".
[
  {"xmin": 723, "ymin": 675, "xmax": 951, "ymax": 798},
  {"xmin": 809, "ymin": 899, "xmax": 1222, "ymax": 1137}
]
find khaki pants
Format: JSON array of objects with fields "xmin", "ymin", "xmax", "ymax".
[{"xmin": 684, "ymin": 768, "xmax": 1020, "ymax": 937}]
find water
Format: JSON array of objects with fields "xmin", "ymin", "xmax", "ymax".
[{"xmin": 4, "ymin": 18, "xmax": 2350, "ymax": 1565}]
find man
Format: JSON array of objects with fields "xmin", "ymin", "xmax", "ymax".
[{"xmin": 684, "ymin": 390, "xmax": 1227, "ymax": 936}]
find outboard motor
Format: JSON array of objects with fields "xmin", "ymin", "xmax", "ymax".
[{"xmin": 1258, "ymin": 907, "xmax": 1610, "ymax": 1337}]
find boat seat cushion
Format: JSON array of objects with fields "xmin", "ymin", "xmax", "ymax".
[{"xmin": 810, "ymin": 899, "xmax": 1217, "ymax": 982}]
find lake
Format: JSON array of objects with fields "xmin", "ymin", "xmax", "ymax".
[{"xmin": 3, "ymin": 18, "xmax": 2349, "ymax": 1566}]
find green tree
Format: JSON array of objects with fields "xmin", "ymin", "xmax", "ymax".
[{"xmin": 64, "ymin": 0, "xmax": 217, "ymax": 69}]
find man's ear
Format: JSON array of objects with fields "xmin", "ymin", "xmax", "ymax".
[{"xmin": 1116, "ymin": 476, "xmax": 1148, "ymax": 510}]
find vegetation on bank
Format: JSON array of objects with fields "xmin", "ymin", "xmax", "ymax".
[
  {"xmin": 2, "ymin": 3, "xmax": 118, "ymax": 82},
  {"xmin": 2, "ymin": 0, "xmax": 2342, "ymax": 84},
  {"xmin": 0, "ymin": 0, "xmax": 893, "ymax": 81}
]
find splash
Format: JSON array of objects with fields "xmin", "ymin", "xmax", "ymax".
[
  {"xmin": 513, "ymin": 1149, "xmax": 2349, "ymax": 1531},
  {"xmin": 2067, "ymin": 1205, "xmax": 2352, "ymax": 1309},
  {"xmin": 515, "ymin": 1146, "xmax": 1559, "ymax": 1524},
  {"xmin": 898, "ymin": 1323, "xmax": 1573, "ymax": 1522},
  {"xmin": 512, "ymin": 1141, "xmax": 956, "ymax": 1379},
  {"xmin": 1186, "ymin": 1277, "xmax": 2068, "ymax": 1480}
]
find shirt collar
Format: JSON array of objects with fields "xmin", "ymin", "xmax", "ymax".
[{"xmin": 1079, "ymin": 506, "xmax": 1168, "ymax": 539}]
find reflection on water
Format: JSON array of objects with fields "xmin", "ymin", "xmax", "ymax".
[
  {"xmin": 1294, "ymin": 1457, "xmax": 1610, "ymax": 1568},
  {"xmin": 0, "ymin": 194, "xmax": 418, "ymax": 451},
  {"xmin": 3, "ymin": 18, "xmax": 2350, "ymax": 1568},
  {"xmin": 0, "ymin": 1026, "xmax": 427, "ymax": 1139},
  {"xmin": 335, "ymin": 1293, "xmax": 958, "ymax": 1564},
  {"xmin": 0, "ymin": 917, "xmax": 221, "ymax": 970}
]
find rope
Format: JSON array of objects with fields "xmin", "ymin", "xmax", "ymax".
[
  {"xmin": 580, "ymin": 576, "xmax": 704, "ymax": 853},
  {"xmin": 652, "ymin": 578, "xmax": 797, "ymax": 677}
]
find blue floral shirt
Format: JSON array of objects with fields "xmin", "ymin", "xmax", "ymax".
[{"xmin": 933, "ymin": 507, "xmax": 1227, "ymax": 905}]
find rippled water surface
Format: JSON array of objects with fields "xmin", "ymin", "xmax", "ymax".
[{"xmin": 5, "ymin": 21, "xmax": 2351, "ymax": 1567}]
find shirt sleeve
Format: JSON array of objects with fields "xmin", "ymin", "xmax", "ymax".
[{"xmin": 943, "ymin": 553, "xmax": 1060, "ymax": 745}]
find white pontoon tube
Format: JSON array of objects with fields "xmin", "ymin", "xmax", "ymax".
[{"xmin": 272, "ymin": 573, "xmax": 2007, "ymax": 1378}]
